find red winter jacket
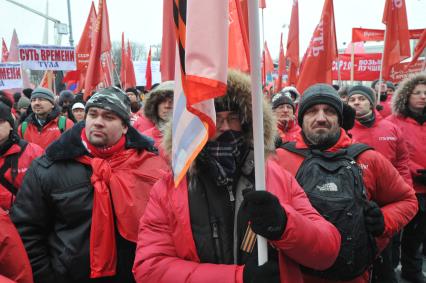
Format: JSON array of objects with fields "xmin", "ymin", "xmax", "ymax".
[
  {"xmin": 349, "ymin": 111, "xmax": 412, "ymax": 186},
  {"xmin": 0, "ymin": 208, "xmax": 33, "ymax": 283},
  {"xmin": 18, "ymin": 115, "xmax": 74, "ymax": 150},
  {"xmin": 377, "ymin": 95, "xmax": 392, "ymax": 118},
  {"xmin": 275, "ymin": 129, "xmax": 418, "ymax": 283},
  {"xmin": 133, "ymin": 159, "xmax": 341, "ymax": 283},
  {"xmin": 277, "ymin": 120, "xmax": 301, "ymax": 143},
  {"xmin": 0, "ymin": 141, "xmax": 43, "ymax": 211},
  {"xmin": 387, "ymin": 115, "xmax": 426, "ymax": 194},
  {"xmin": 142, "ymin": 126, "xmax": 169, "ymax": 162},
  {"xmin": 133, "ymin": 114, "xmax": 155, "ymax": 134}
]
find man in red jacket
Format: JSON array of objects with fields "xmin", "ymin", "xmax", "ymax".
[
  {"xmin": 12, "ymin": 87, "xmax": 168, "ymax": 283},
  {"xmin": 133, "ymin": 70, "xmax": 341, "ymax": 283},
  {"xmin": 272, "ymin": 92, "xmax": 300, "ymax": 143},
  {"xmin": 18, "ymin": 87, "xmax": 74, "ymax": 149},
  {"xmin": 275, "ymin": 83, "xmax": 417, "ymax": 283},
  {"xmin": 0, "ymin": 102, "xmax": 43, "ymax": 211},
  {"xmin": 387, "ymin": 73, "xmax": 426, "ymax": 283},
  {"xmin": 347, "ymin": 85, "xmax": 412, "ymax": 282}
]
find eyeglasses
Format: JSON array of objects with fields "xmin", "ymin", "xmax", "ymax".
[
  {"xmin": 411, "ymin": 91, "xmax": 426, "ymax": 96},
  {"xmin": 216, "ymin": 113, "xmax": 240, "ymax": 127}
]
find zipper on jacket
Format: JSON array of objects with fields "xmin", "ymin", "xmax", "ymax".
[
  {"xmin": 227, "ymin": 185, "xmax": 235, "ymax": 202},
  {"xmin": 211, "ymin": 218, "xmax": 224, "ymax": 263}
]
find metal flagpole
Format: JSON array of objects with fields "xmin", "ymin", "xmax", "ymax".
[
  {"xmin": 247, "ymin": 0, "xmax": 268, "ymax": 265},
  {"xmin": 378, "ymin": 29, "xmax": 387, "ymax": 106}
]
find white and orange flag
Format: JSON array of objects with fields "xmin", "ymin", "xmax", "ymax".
[
  {"xmin": 172, "ymin": 0, "xmax": 228, "ymax": 185},
  {"xmin": 296, "ymin": 0, "xmax": 337, "ymax": 94},
  {"xmin": 381, "ymin": 0, "xmax": 410, "ymax": 80},
  {"xmin": 1, "ymin": 38, "xmax": 8, "ymax": 62}
]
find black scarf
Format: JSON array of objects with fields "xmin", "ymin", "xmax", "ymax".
[
  {"xmin": 358, "ymin": 111, "xmax": 376, "ymax": 128},
  {"xmin": 199, "ymin": 130, "xmax": 246, "ymax": 187}
]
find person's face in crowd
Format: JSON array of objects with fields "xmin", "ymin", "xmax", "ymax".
[
  {"xmin": 19, "ymin": 107, "xmax": 27, "ymax": 115},
  {"xmin": 274, "ymin": 104, "xmax": 294, "ymax": 124},
  {"xmin": 339, "ymin": 95, "xmax": 348, "ymax": 103},
  {"xmin": 348, "ymin": 94, "xmax": 372, "ymax": 118},
  {"xmin": 302, "ymin": 104, "xmax": 340, "ymax": 146},
  {"xmin": 31, "ymin": 98, "xmax": 54, "ymax": 119},
  {"xmin": 127, "ymin": 92, "xmax": 138, "ymax": 103},
  {"xmin": 386, "ymin": 88, "xmax": 394, "ymax": 96},
  {"xmin": 85, "ymin": 107, "xmax": 128, "ymax": 147},
  {"xmin": 408, "ymin": 84, "xmax": 426, "ymax": 114},
  {"xmin": 62, "ymin": 100, "xmax": 72, "ymax": 107},
  {"xmin": 157, "ymin": 97, "xmax": 173, "ymax": 121},
  {"xmin": 0, "ymin": 120, "xmax": 12, "ymax": 146},
  {"xmin": 375, "ymin": 81, "xmax": 387, "ymax": 93},
  {"xmin": 72, "ymin": 108, "xmax": 85, "ymax": 122},
  {"xmin": 212, "ymin": 111, "xmax": 242, "ymax": 141}
]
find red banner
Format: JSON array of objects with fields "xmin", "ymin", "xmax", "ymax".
[
  {"xmin": 332, "ymin": 53, "xmax": 382, "ymax": 81},
  {"xmin": 389, "ymin": 60, "xmax": 425, "ymax": 83},
  {"xmin": 352, "ymin": 28, "xmax": 425, "ymax": 42}
]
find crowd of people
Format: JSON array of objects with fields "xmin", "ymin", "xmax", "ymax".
[{"xmin": 0, "ymin": 70, "xmax": 425, "ymax": 283}]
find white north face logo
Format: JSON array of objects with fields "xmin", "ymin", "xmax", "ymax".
[{"xmin": 316, "ymin": 182, "xmax": 338, "ymax": 192}]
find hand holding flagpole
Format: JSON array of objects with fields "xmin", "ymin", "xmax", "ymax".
[{"xmin": 247, "ymin": 0, "xmax": 268, "ymax": 266}]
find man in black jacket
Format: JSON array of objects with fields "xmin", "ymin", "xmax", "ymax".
[{"xmin": 11, "ymin": 87, "xmax": 168, "ymax": 283}]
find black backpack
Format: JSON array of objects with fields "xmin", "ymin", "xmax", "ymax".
[{"xmin": 281, "ymin": 142, "xmax": 377, "ymax": 281}]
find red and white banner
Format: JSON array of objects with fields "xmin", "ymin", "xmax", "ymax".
[
  {"xmin": 18, "ymin": 45, "xmax": 76, "ymax": 70},
  {"xmin": 389, "ymin": 60, "xmax": 425, "ymax": 83},
  {"xmin": 332, "ymin": 53, "xmax": 381, "ymax": 81},
  {"xmin": 0, "ymin": 62, "xmax": 23, "ymax": 90},
  {"xmin": 352, "ymin": 28, "xmax": 424, "ymax": 42}
]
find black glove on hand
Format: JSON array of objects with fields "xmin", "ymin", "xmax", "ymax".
[
  {"xmin": 342, "ymin": 103, "xmax": 356, "ymax": 132},
  {"xmin": 364, "ymin": 201, "xmax": 385, "ymax": 237},
  {"xmin": 376, "ymin": 104, "xmax": 384, "ymax": 111},
  {"xmin": 243, "ymin": 250, "xmax": 280, "ymax": 283},
  {"xmin": 415, "ymin": 169, "xmax": 426, "ymax": 185},
  {"xmin": 242, "ymin": 190, "xmax": 287, "ymax": 240}
]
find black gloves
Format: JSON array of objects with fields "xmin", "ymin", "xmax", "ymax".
[
  {"xmin": 415, "ymin": 169, "xmax": 426, "ymax": 185},
  {"xmin": 364, "ymin": 201, "xmax": 385, "ymax": 237},
  {"xmin": 376, "ymin": 104, "xmax": 384, "ymax": 111},
  {"xmin": 242, "ymin": 191, "xmax": 287, "ymax": 240},
  {"xmin": 243, "ymin": 248, "xmax": 280, "ymax": 283}
]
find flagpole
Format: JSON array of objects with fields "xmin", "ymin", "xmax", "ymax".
[
  {"xmin": 378, "ymin": 28, "xmax": 387, "ymax": 106},
  {"xmin": 350, "ymin": 43, "xmax": 355, "ymax": 84},
  {"xmin": 247, "ymin": 0, "xmax": 268, "ymax": 266},
  {"xmin": 337, "ymin": 54, "xmax": 341, "ymax": 87}
]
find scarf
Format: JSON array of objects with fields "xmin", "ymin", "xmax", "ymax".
[
  {"xmin": 201, "ymin": 131, "xmax": 246, "ymax": 188},
  {"xmin": 357, "ymin": 111, "xmax": 375, "ymax": 128},
  {"xmin": 76, "ymin": 128, "xmax": 146, "ymax": 278}
]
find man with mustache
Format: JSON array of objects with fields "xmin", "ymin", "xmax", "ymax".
[
  {"xmin": 11, "ymin": 87, "xmax": 168, "ymax": 283},
  {"xmin": 275, "ymin": 83, "xmax": 417, "ymax": 283}
]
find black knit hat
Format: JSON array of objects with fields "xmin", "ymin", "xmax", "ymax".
[
  {"xmin": 348, "ymin": 85, "xmax": 376, "ymax": 107},
  {"xmin": 0, "ymin": 102, "xmax": 15, "ymax": 129},
  {"xmin": 298, "ymin": 83, "xmax": 343, "ymax": 126},
  {"xmin": 85, "ymin": 87, "xmax": 131, "ymax": 124},
  {"xmin": 271, "ymin": 92, "xmax": 295, "ymax": 110}
]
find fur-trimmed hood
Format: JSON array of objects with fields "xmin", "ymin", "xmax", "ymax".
[
  {"xmin": 163, "ymin": 69, "xmax": 276, "ymax": 161},
  {"xmin": 143, "ymin": 81, "xmax": 174, "ymax": 126},
  {"xmin": 392, "ymin": 73, "xmax": 426, "ymax": 116}
]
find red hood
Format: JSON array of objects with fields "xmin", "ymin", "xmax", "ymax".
[{"xmin": 295, "ymin": 128, "xmax": 352, "ymax": 152}]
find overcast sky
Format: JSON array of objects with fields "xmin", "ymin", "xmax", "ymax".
[{"xmin": 1, "ymin": 0, "xmax": 425, "ymax": 60}]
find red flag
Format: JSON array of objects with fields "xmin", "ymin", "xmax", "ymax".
[
  {"xmin": 296, "ymin": 0, "xmax": 337, "ymax": 94},
  {"xmin": 39, "ymin": 71, "xmax": 55, "ymax": 92},
  {"xmin": 7, "ymin": 29, "xmax": 19, "ymax": 62},
  {"xmin": 263, "ymin": 41, "xmax": 274, "ymax": 72},
  {"xmin": 1, "ymin": 38, "xmax": 8, "ymax": 62},
  {"xmin": 145, "ymin": 47, "xmax": 152, "ymax": 90},
  {"xmin": 228, "ymin": 0, "xmax": 249, "ymax": 72},
  {"xmin": 125, "ymin": 40, "xmax": 137, "ymax": 88},
  {"xmin": 286, "ymin": 0, "xmax": 299, "ymax": 86},
  {"xmin": 101, "ymin": 52, "xmax": 114, "ymax": 87},
  {"xmin": 120, "ymin": 32, "xmax": 127, "ymax": 87},
  {"xmin": 276, "ymin": 33, "xmax": 285, "ymax": 91},
  {"xmin": 84, "ymin": 0, "xmax": 112, "ymax": 100},
  {"xmin": 160, "ymin": 0, "xmax": 175, "ymax": 81},
  {"xmin": 259, "ymin": 0, "xmax": 266, "ymax": 9},
  {"xmin": 381, "ymin": 0, "xmax": 410, "ymax": 80},
  {"xmin": 409, "ymin": 28, "xmax": 426, "ymax": 66}
]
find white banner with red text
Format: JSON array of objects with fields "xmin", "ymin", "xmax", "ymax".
[
  {"xmin": 0, "ymin": 62, "xmax": 23, "ymax": 90},
  {"xmin": 18, "ymin": 45, "xmax": 76, "ymax": 71}
]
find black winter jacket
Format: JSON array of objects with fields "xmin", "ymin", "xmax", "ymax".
[{"xmin": 11, "ymin": 122, "xmax": 156, "ymax": 283}]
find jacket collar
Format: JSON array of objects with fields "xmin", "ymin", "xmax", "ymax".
[{"xmin": 45, "ymin": 121, "xmax": 156, "ymax": 161}]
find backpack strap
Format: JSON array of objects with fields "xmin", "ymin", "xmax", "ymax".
[
  {"xmin": 21, "ymin": 121, "xmax": 28, "ymax": 137},
  {"xmin": 0, "ymin": 140, "xmax": 28, "ymax": 195},
  {"xmin": 280, "ymin": 142, "xmax": 311, "ymax": 158},
  {"xmin": 345, "ymin": 143, "xmax": 373, "ymax": 159},
  {"xmin": 58, "ymin": 116, "xmax": 67, "ymax": 133}
]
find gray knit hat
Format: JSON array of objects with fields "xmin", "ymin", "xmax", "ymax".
[
  {"xmin": 271, "ymin": 92, "xmax": 295, "ymax": 110},
  {"xmin": 85, "ymin": 87, "xmax": 131, "ymax": 124},
  {"xmin": 298, "ymin": 83, "xmax": 343, "ymax": 126},
  {"xmin": 17, "ymin": 96, "xmax": 31, "ymax": 109},
  {"xmin": 348, "ymin": 85, "xmax": 376, "ymax": 107},
  {"xmin": 31, "ymin": 87, "xmax": 55, "ymax": 104}
]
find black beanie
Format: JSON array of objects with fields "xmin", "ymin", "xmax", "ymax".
[
  {"xmin": 0, "ymin": 102, "xmax": 15, "ymax": 129},
  {"xmin": 298, "ymin": 83, "xmax": 343, "ymax": 126},
  {"xmin": 348, "ymin": 85, "xmax": 376, "ymax": 107},
  {"xmin": 271, "ymin": 92, "xmax": 295, "ymax": 110}
]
